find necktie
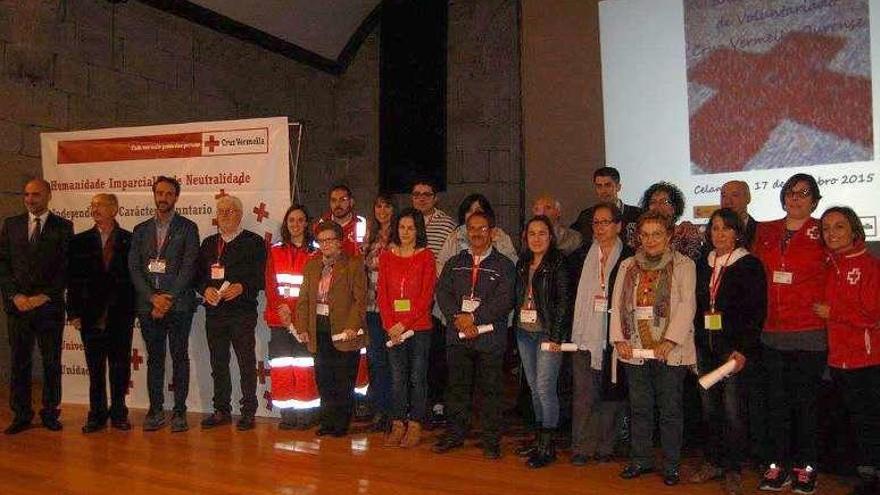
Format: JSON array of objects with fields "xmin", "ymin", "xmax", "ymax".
[
  {"xmin": 29, "ymin": 217, "xmax": 41, "ymax": 245},
  {"xmin": 102, "ymin": 231, "xmax": 114, "ymax": 270}
]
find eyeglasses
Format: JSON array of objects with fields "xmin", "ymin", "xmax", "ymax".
[
  {"xmin": 639, "ymin": 231, "xmax": 668, "ymax": 241},
  {"xmin": 217, "ymin": 208, "xmax": 240, "ymax": 216},
  {"xmin": 785, "ymin": 189, "xmax": 811, "ymax": 199},
  {"xmin": 592, "ymin": 220, "xmax": 616, "ymax": 227},
  {"xmin": 411, "ymin": 192, "xmax": 435, "ymax": 198},
  {"xmin": 316, "ymin": 236, "xmax": 339, "ymax": 244},
  {"xmin": 467, "ymin": 226, "xmax": 490, "ymax": 234}
]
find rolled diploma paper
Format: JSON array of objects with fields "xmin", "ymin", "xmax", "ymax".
[
  {"xmin": 332, "ymin": 328, "xmax": 365, "ymax": 342},
  {"xmin": 458, "ymin": 324, "xmax": 493, "ymax": 339},
  {"xmin": 289, "ymin": 324, "xmax": 305, "ymax": 344},
  {"xmin": 631, "ymin": 348, "xmax": 656, "ymax": 360},
  {"xmin": 541, "ymin": 342, "xmax": 578, "ymax": 352},
  {"xmin": 217, "ymin": 281, "xmax": 231, "ymax": 294},
  {"xmin": 386, "ymin": 330, "xmax": 415, "ymax": 348},
  {"xmin": 698, "ymin": 359, "xmax": 738, "ymax": 390}
]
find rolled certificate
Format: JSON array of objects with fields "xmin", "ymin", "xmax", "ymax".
[
  {"xmin": 458, "ymin": 324, "xmax": 493, "ymax": 339},
  {"xmin": 386, "ymin": 330, "xmax": 415, "ymax": 348},
  {"xmin": 289, "ymin": 324, "xmax": 307, "ymax": 344},
  {"xmin": 631, "ymin": 348, "xmax": 656, "ymax": 360},
  {"xmin": 331, "ymin": 328, "xmax": 365, "ymax": 342},
  {"xmin": 541, "ymin": 342, "xmax": 578, "ymax": 352},
  {"xmin": 218, "ymin": 281, "xmax": 231, "ymax": 294},
  {"xmin": 698, "ymin": 359, "xmax": 737, "ymax": 390}
]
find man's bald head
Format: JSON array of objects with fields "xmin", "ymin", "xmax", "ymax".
[{"xmin": 720, "ymin": 180, "xmax": 751, "ymax": 218}]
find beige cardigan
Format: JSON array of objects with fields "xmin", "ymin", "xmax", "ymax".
[{"xmin": 609, "ymin": 250, "xmax": 697, "ymax": 367}]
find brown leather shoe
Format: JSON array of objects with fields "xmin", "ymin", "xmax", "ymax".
[
  {"xmin": 385, "ymin": 420, "xmax": 406, "ymax": 447},
  {"xmin": 401, "ymin": 421, "xmax": 422, "ymax": 448}
]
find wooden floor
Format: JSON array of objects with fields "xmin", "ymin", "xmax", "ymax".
[{"xmin": 0, "ymin": 402, "xmax": 857, "ymax": 494}]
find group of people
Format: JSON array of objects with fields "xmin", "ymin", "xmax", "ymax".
[{"xmin": 0, "ymin": 167, "xmax": 878, "ymax": 495}]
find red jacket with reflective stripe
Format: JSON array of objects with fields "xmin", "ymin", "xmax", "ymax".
[
  {"xmin": 264, "ymin": 243, "xmax": 315, "ymax": 327},
  {"xmin": 753, "ymin": 218, "xmax": 828, "ymax": 333},
  {"xmin": 315, "ymin": 214, "xmax": 366, "ymax": 257},
  {"xmin": 825, "ymin": 245, "xmax": 880, "ymax": 369},
  {"xmin": 377, "ymin": 249, "xmax": 436, "ymax": 332}
]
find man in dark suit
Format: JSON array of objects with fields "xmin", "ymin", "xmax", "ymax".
[
  {"xmin": 128, "ymin": 176, "xmax": 199, "ymax": 433},
  {"xmin": 571, "ymin": 166, "xmax": 642, "ymax": 246},
  {"xmin": 0, "ymin": 178, "xmax": 73, "ymax": 434},
  {"xmin": 68, "ymin": 193, "xmax": 136, "ymax": 433}
]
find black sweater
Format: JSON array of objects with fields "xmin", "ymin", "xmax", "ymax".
[
  {"xmin": 694, "ymin": 253, "xmax": 767, "ymax": 367},
  {"xmin": 197, "ymin": 230, "xmax": 267, "ymax": 316}
]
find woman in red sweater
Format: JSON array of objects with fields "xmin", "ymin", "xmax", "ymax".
[
  {"xmin": 265, "ymin": 204, "xmax": 318, "ymax": 429},
  {"xmin": 378, "ymin": 207, "xmax": 437, "ymax": 448},
  {"xmin": 814, "ymin": 206, "xmax": 880, "ymax": 495},
  {"xmin": 752, "ymin": 173, "xmax": 827, "ymax": 494}
]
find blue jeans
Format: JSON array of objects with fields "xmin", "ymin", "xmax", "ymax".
[
  {"xmin": 140, "ymin": 310, "xmax": 194, "ymax": 414},
  {"xmin": 388, "ymin": 330, "xmax": 432, "ymax": 422},
  {"xmin": 516, "ymin": 329, "xmax": 563, "ymax": 429},
  {"xmin": 698, "ymin": 353, "xmax": 747, "ymax": 472},
  {"xmin": 365, "ymin": 312, "xmax": 392, "ymax": 415}
]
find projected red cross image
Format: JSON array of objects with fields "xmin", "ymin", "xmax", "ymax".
[{"xmin": 684, "ymin": 0, "xmax": 873, "ymax": 175}]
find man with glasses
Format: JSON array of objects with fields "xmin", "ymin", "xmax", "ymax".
[
  {"xmin": 411, "ymin": 177, "xmax": 457, "ymax": 427},
  {"xmin": 572, "ymin": 167, "xmax": 642, "ymax": 245},
  {"xmin": 196, "ymin": 195, "xmax": 267, "ymax": 431},
  {"xmin": 129, "ymin": 176, "xmax": 200, "ymax": 432},
  {"xmin": 433, "ymin": 210, "xmax": 515, "ymax": 459},
  {"xmin": 316, "ymin": 184, "xmax": 367, "ymax": 256}
]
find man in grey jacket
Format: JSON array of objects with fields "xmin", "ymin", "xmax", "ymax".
[{"xmin": 128, "ymin": 176, "xmax": 200, "ymax": 432}]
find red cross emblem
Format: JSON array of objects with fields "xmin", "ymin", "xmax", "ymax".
[
  {"xmin": 256, "ymin": 360, "xmax": 270, "ymax": 385},
  {"xmin": 214, "ymin": 189, "xmax": 228, "ymax": 199},
  {"xmin": 263, "ymin": 390, "xmax": 273, "ymax": 411},
  {"xmin": 253, "ymin": 203, "xmax": 269, "ymax": 222},
  {"xmin": 847, "ymin": 267, "xmax": 862, "ymax": 285},
  {"xmin": 204, "ymin": 135, "xmax": 220, "ymax": 152},
  {"xmin": 130, "ymin": 349, "xmax": 143, "ymax": 371},
  {"xmin": 689, "ymin": 32, "xmax": 873, "ymax": 173},
  {"xmin": 807, "ymin": 226, "xmax": 820, "ymax": 240}
]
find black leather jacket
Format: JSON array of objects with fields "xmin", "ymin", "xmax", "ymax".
[{"xmin": 515, "ymin": 248, "xmax": 571, "ymax": 343}]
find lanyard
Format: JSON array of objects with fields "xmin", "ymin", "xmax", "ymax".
[
  {"xmin": 155, "ymin": 224, "xmax": 171, "ymax": 258},
  {"xmin": 709, "ymin": 250, "xmax": 734, "ymax": 312},
  {"xmin": 598, "ymin": 251, "xmax": 608, "ymax": 293},
  {"xmin": 525, "ymin": 270, "xmax": 535, "ymax": 309},
  {"xmin": 216, "ymin": 238, "xmax": 226, "ymax": 264},
  {"xmin": 470, "ymin": 254, "xmax": 481, "ymax": 298},
  {"xmin": 318, "ymin": 266, "xmax": 333, "ymax": 302}
]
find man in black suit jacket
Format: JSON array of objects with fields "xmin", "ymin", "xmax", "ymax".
[
  {"xmin": 571, "ymin": 167, "xmax": 642, "ymax": 246},
  {"xmin": 68, "ymin": 193, "xmax": 136, "ymax": 433},
  {"xmin": 0, "ymin": 178, "xmax": 73, "ymax": 434},
  {"xmin": 720, "ymin": 180, "xmax": 759, "ymax": 249}
]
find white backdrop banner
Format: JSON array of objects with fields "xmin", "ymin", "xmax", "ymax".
[{"xmin": 40, "ymin": 116, "xmax": 300, "ymax": 418}]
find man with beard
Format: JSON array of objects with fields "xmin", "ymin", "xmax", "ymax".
[
  {"xmin": 128, "ymin": 176, "xmax": 200, "ymax": 432},
  {"xmin": 0, "ymin": 178, "xmax": 73, "ymax": 434},
  {"xmin": 315, "ymin": 184, "xmax": 367, "ymax": 256}
]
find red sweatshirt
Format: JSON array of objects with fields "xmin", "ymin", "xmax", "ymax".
[
  {"xmin": 753, "ymin": 217, "xmax": 828, "ymax": 332},
  {"xmin": 377, "ymin": 248, "xmax": 436, "ymax": 332},
  {"xmin": 315, "ymin": 213, "xmax": 366, "ymax": 257},
  {"xmin": 264, "ymin": 243, "xmax": 316, "ymax": 327},
  {"xmin": 825, "ymin": 244, "xmax": 880, "ymax": 369}
]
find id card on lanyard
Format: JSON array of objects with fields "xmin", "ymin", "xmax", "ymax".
[
  {"xmin": 705, "ymin": 251, "xmax": 733, "ymax": 331},
  {"xmin": 594, "ymin": 254, "xmax": 609, "ymax": 313},
  {"xmin": 148, "ymin": 222, "xmax": 170, "ymax": 274},
  {"xmin": 520, "ymin": 281, "xmax": 538, "ymax": 324},
  {"xmin": 461, "ymin": 254, "xmax": 482, "ymax": 313},
  {"xmin": 211, "ymin": 238, "xmax": 226, "ymax": 280},
  {"xmin": 394, "ymin": 278, "xmax": 411, "ymax": 312}
]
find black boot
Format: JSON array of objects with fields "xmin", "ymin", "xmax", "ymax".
[
  {"xmin": 516, "ymin": 431, "xmax": 539, "ymax": 457},
  {"xmin": 527, "ymin": 429, "xmax": 557, "ymax": 469}
]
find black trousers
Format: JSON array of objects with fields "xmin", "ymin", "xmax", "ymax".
[
  {"xmin": 832, "ymin": 366, "xmax": 880, "ymax": 470},
  {"xmin": 764, "ymin": 346, "xmax": 827, "ymax": 467},
  {"xmin": 205, "ymin": 311, "xmax": 258, "ymax": 417},
  {"xmin": 314, "ymin": 322, "xmax": 359, "ymax": 431},
  {"xmin": 81, "ymin": 323, "xmax": 134, "ymax": 422},
  {"xmin": 444, "ymin": 344, "xmax": 504, "ymax": 444},
  {"xmin": 140, "ymin": 310, "xmax": 194, "ymax": 414},
  {"xmin": 427, "ymin": 316, "xmax": 448, "ymax": 407},
  {"xmin": 8, "ymin": 302, "xmax": 64, "ymax": 422}
]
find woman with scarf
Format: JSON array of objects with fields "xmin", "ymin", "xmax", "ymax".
[
  {"xmin": 569, "ymin": 202, "xmax": 634, "ymax": 466},
  {"xmin": 611, "ymin": 209, "xmax": 696, "ymax": 486},
  {"xmin": 690, "ymin": 208, "xmax": 767, "ymax": 495},
  {"xmin": 814, "ymin": 207, "xmax": 880, "ymax": 495},
  {"xmin": 364, "ymin": 193, "xmax": 396, "ymax": 432},
  {"xmin": 295, "ymin": 221, "xmax": 368, "ymax": 437}
]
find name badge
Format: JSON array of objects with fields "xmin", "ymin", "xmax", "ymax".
[
  {"xmin": 704, "ymin": 311, "xmax": 722, "ymax": 331},
  {"xmin": 520, "ymin": 309, "xmax": 538, "ymax": 324},
  {"xmin": 210, "ymin": 263, "xmax": 225, "ymax": 280},
  {"xmin": 772, "ymin": 271, "xmax": 793, "ymax": 284},
  {"xmin": 148, "ymin": 258, "xmax": 167, "ymax": 274},
  {"xmin": 393, "ymin": 299, "xmax": 411, "ymax": 312},
  {"xmin": 593, "ymin": 295, "xmax": 608, "ymax": 313},
  {"xmin": 317, "ymin": 303, "xmax": 330, "ymax": 316},
  {"xmin": 461, "ymin": 297, "xmax": 481, "ymax": 313},
  {"xmin": 634, "ymin": 305, "xmax": 654, "ymax": 320}
]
